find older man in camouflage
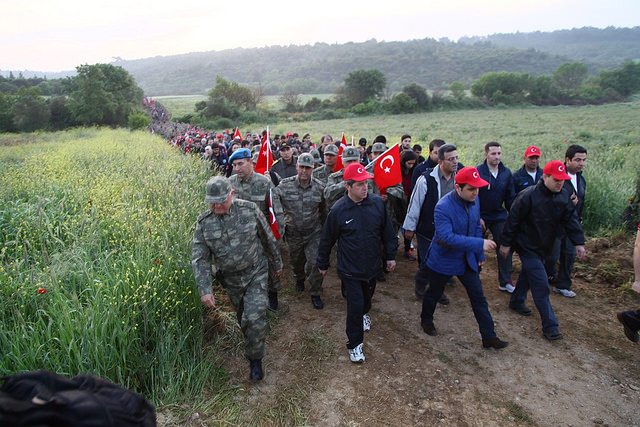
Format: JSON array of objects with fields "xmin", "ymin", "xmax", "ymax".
[
  {"xmin": 273, "ymin": 153, "xmax": 327, "ymax": 309},
  {"xmin": 311, "ymin": 143, "xmax": 339, "ymax": 185},
  {"xmin": 324, "ymin": 146, "xmax": 363, "ymax": 209},
  {"xmin": 192, "ymin": 176, "xmax": 282, "ymax": 381},
  {"xmin": 228, "ymin": 148, "xmax": 284, "ymax": 311}
]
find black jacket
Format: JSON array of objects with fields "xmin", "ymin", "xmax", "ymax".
[
  {"xmin": 512, "ymin": 165, "xmax": 543, "ymax": 194},
  {"xmin": 317, "ymin": 193, "xmax": 398, "ymax": 280},
  {"xmin": 501, "ymin": 180, "xmax": 585, "ymax": 259}
]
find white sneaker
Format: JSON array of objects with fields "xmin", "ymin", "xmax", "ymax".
[
  {"xmin": 553, "ymin": 287, "xmax": 576, "ymax": 298},
  {"xmin": 363, "ymin": 314, "xmax": 371, "ymax": 332},
  {"xmin": 349, "ymin": 343, "xmax": 365, "ymax": 363},
  {"xmin": 499, "ymin": 282, "xmax": 516, "ymax": 293}
]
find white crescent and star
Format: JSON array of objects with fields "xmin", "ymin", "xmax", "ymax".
[
  {"xmin": 379, "ymin": 155, "xmax": 395, "ymax": 173},
  {"xmin": 472, "ymin": 171, "xmax": 479, "ymax": 178}
]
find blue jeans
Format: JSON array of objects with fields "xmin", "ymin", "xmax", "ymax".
[
  {"xmin": 485, "ymin": 220, "xmax": 513, "ymax": 286},
  {"xmin": 510, "ymin": 255, "xmax": 559, "ymax": 334},
  {"xmin": 341, "ymin": 276, "xmax": 376, "ymax": 349},
  {"xmin": 420, "ymin": 266, "xmax": 496, "ymax": 339}
]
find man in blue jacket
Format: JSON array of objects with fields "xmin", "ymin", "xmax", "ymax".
[
  {"xmin": 317, "ymin": 163, "xmax": 398, "ymax": 363},
  {"xmin": 477, "ymin": 142, "xmax": 516, "ymax": 293},
  {"xmin": 419, "ymin": 167, "xmax": 508, "ymax": 350}
]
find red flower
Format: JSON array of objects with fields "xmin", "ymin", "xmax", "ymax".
[
  {"xmin": 38, "ymin": 289, "xmax": 47, "ymax": 294},
  {"xmin": 154, "ymin": 258, "xmax": 161, "ymax": 265}
]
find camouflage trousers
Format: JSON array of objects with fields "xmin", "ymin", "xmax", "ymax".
[
  {"xmin": 224, "ymin": 257, "xmax": 268, "ymax": 360},
  {"xmin": 285, "ymin": 227, "xmax": 324, "ymax": 296},
  {"xmin": 267, "ymin": 239, "xmax": 283, "ymax": 293}
]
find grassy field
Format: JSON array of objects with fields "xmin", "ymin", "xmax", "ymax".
[
  {"xmin": 0, "ymin": 128, "xmax": 237, "ymax": 412},
  {"xmin": 153, "ymin": 95, "xmax": 207, "ymax": 117}
]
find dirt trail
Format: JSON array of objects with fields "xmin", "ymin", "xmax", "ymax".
[{"xmin": 191, "ymin": 238, "xmax": 640, "ymax": 426}]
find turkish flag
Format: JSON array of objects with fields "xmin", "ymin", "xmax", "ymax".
[
  {"xmin": 373, "ymin": 143, "xmax": 402, "ymax": 195},
  {"xmin": 254, "ymin": 131, "xmax": 274, "ymax": 175},
  {"xmin": 268, "ymin": 189, "xmax": 281, "ymax": 239},
  {"xmin": 233, "ymin": 127, "xmax": 242, "ymax": 140},
  {"xmin": 333, "ymin": 133, "xmax": 348, "ymax": 172}
]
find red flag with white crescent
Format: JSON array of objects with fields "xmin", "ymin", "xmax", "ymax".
[
  {"xmin": 333, "ymin": 133, "xmax": 348, "ymax": 172},
  {"xmin": 255, "ymin": 131, "xmax": 273, "ymax": 175},
  {"xmin": 233, "ymin": 127, "xmax": 242, "ymax": 141},
  {"xmin": 373, "ymin": 143, "xmax": 402, "ymax": 195},
  {"xmin": 268, "ymin": 189, "xmax": 280, "ymax": 239}
]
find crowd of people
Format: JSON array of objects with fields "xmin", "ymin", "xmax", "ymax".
[{"xmin": 146, "ymin": 103, "xmax": 637, "ymax": 383}]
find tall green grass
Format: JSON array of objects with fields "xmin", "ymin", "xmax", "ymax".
[
  {"xmin": 262, "ymin": 103, "xmax": 640, "ymax": 234},
  {"xmin": 0, "ymin": 128, "xmax": 234, "ymax": 408}
]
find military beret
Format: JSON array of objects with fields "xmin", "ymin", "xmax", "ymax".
[{"xmin": 229, "ymin": 148, "xmax": 251, "ymax": 162}]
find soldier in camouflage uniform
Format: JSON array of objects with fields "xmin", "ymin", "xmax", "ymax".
[
  {"xmin": 273, "ymin": 153, "xmax": 327, "ymax": 309},
  {"xmin": 324, "ymin": 146, "xmax": 364, "ymax": 209},
  {"xmin": 192, "ymin": 176, "xmax": 283, "ymax": 381},
  {"xmin": 311, "ymin": 144, "xmax": 338, "ymax": 185},
  {"xmin": 228, "ymin": 148, "xmax": 284, "ymax": 311}
]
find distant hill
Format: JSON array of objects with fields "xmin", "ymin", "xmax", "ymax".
[
  {"xmin": 459, "ymin": 26, "xmax": 640, "ymax": 68},
  {"xmin": 4, "ymin": 27, "xmax": 638, "ymax": 96}
]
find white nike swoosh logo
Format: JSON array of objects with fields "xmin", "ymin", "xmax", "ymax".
[{"xmin": 346, "ymin": 219, "xmax": 353, "ymax": 224}]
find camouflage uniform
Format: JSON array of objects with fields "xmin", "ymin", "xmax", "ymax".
[
  {"xmin": 229, "ymin": 171, "xmax": 283, "ymax": 293},
  {"xmin": 273, "ymin": 174, "xmax": 326, "ymax": 296},
  {"xmin": 365, "ymin": 160, "xmax": 408, "ymax": 230},
  {"xmin": 192, "ymin": 197, "xmax": 282, "ymax": 360},
  {"xmin": 312, "ymin": 163, "xmax": 334, "ymax": 185},
  {"xmin": 323, "ymin": 146, "xmax": 364, "ymax": 209}
]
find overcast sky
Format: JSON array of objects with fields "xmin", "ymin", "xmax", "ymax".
[{"xmin": 1, "ymin": 0, "xmax": 638, "ymax": 73}]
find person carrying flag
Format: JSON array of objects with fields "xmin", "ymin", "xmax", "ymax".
[{"xmin": 229, "ymin": 148, "xmax": 284, "ymax": 310}]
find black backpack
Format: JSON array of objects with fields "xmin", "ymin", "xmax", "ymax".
[{"xmin": 0, "ymin": 370, "xmax": 156, "ymax": 426}]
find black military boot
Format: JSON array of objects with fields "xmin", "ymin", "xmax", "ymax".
[
  {"xmin": 311, "ymin": 295, "xmax": 324, "ymax": 309},
  {"xmin": 249, "ymin": 359, "xmax": 263, "ymax": 381},
  {"xmin": 267, "ymin": 291, "xmax": 278, "ymax": 311},
  {"xmin": 296, "ymin": 280, "xmax": 305, "ymax": 292}
]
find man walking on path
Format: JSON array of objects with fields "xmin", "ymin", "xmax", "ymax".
[
  {"xmin": 418, "ymin": 167, "xmax": 508, "ymax": 350},
  {"xmin": 512, "ymin": 145, "xmax": 543, "ymax": 194},
  {"xmin": 317, "ymin": 163, "xmax": 398, "ymax": 363},
  {"xmin": 192, "ymin": 176, "xmax": 283, "ymax": 380},
  {"xmin": 500, "ymin": 160, "xmax": 586, "ymax": 341}
]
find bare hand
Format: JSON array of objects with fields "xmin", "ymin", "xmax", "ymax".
[
  {"xmin": 200, "ymin": 294, "xmax": 216, "ymax": 308},
  {"xmin": 273, "ymin": 269, "xmax": 283, "ymax": 278},
  {"xmin": 478, "ymin": 261, "xmax": 485, "ymax": 267},
  {"xmin": 380, "ymin": 194, "xmax": 388, "ymax": 202},
  {"xmin": 480, "ymin": 218, "xmax": 486, "ymax": 233},
  {"xmin": 575, "ymin": 245, "xmax": 586, "ymax": 261},
  {"xmin": 499, "ymin": 245, "xmax": 511, "ymax": 259},
  {"xmin": 570, "ymin": 193, "xmax": 579, "ymax": 206},
  {"xmin": 319, "ymin": 269, "xmax": 328, "ymax": 277},
  {"xmin": 404, "ymin": 230, "xmax": 415, "ymax": 241},
  {"xmin": 483, "ymin": 239, "xmax": 496, "ymax": 251},
  {"xmin": 386, "ymin": 260, "xmax": 397, "ymax": 272}
]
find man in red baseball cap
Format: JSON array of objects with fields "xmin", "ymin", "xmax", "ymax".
[
  {"xmin": 499, "ymin": 160, "xmax": 585, "ymax": 341},
  {"xmin": 512, "ymin": 145, "xmax": 543, "ymax": 194},
  {"xmin": 419, "ymin": 166, "xmax": 508, "ymax": 350},
  {"xmin": 317, "ymin": 162, "xmax": 398, "ymax": 363}
]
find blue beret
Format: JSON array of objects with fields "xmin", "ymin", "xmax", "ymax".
[{"xmin": 229, "ymin": 148, "xmax": 251, "ymax": 162}]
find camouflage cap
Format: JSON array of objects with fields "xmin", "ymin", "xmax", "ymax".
[
  {"xmin": 372, "ymin": 142, "xmax": 387, "ymax": 153},
  {"xmin": 324, "ymin": 144, "xmax": 339, "ymax": 156},
  {"xmin": 297, "ymin": 153, "xmax": 315, "ymax": 168},
  {"xmin": 310, "ymin": 148, "xmax": 321, "ymax": 162},
  {"xmin": 205, "ymin": 176, "xmax": 233, "ymax": 203},
  {"xmin": 342, "ymin": 146, "xmax": 360, "ymax": 161}
]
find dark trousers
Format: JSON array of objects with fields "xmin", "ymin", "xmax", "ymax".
[
  {"xmin": 420, "ymin": 266, "xmax": 496, "ymax": 339},
  {"xmin": 414, "ymin": 234, "xmax": 432, "ymax": 296},
  {"xmin": 511, "ymin": 255, "xmax": 559, "ymax": 334},
  {"xmin": 620, "ymin": 309, "xmax": 640, "ymax": 332},
  {"xmin": 341, "ymin": 276, "xmax": 376, "ymax": 349},
  {"xmin": 545, "ymin": 236, "xmax": 576, "ymax": 290},
  {"xmin": 485, "ymin": 220, "xmax": 513, "ymax": 285}
]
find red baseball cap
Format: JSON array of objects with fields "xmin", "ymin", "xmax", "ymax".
[
  {"xmin": 524, "ymin": 145, "xmax": 541, "ymax": 157},
  {"xmin": 455, "ymin": 167, "xmax": 489, "ymax": 187},
  {"xmin": 543, "ymin": 160, "xmax": 571, "ymax": 180},
  {"xmin": 343, "ymin": 163, "xmax": 373, "ymax": 182}
]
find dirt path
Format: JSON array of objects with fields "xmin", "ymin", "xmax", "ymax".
[{"xmin": 188, "ymin": 238, "xmax": 640, "ymax": 426}]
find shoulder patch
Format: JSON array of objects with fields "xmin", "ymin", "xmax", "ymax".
[{"xmin": 197, "ymin": 209, "xmax": 214, "ymax": 222}]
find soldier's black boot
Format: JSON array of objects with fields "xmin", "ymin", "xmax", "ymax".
[
  {"xmin": 311, "ymin": 295, "xmax": 324, "ymax": 310},
  {"xmin": 267, "ymin": 291, "xmax": 278, "ymax": 311},
  {"xmin": 296, "ymin": 280, "xmax": 305, "ymax": 292},
  {"xmin": 249, "ymin": 359, "xmax": 263, "ymax": 381}
]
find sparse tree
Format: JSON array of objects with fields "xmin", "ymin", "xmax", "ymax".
[
  {"xmin": 449, "ymin": 81, "xmax": 466, "ymax": 100},
  {"xmin": 343, "ymin": 69, "xmax": 386, "ymax": 106}
]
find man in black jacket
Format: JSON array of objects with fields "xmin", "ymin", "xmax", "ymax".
[
  {"xmin": 317, "ymin": 163, "xmax": 398, "ymax": 363},
  {"xmin": 512, "ymin": 145, "xmax": 543, "ymax": 194},
  {"xmin": 499, "ymin": 160, "xmax": 586, "ymax": 341}
]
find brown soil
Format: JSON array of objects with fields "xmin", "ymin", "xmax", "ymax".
[{"xmin": 166, "ymin": 236, "xmax": 640, "ymax": 426}]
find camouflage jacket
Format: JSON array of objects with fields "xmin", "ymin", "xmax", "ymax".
[
  {"xmin": 229, "ymin": 171, "xmax": 283, "ymax": 232},
  {"xmin": 311, "ymin": 164, "xmax": 334, "ymax": 185},
  {"xmin": 191, "ymin": 199, "xmax": 283, "ymax": 296},
  {"xmin": 273, "ymin": 176, "xmax": 326, "ymax": 233}
]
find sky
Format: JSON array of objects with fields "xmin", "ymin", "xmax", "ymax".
[{"xmin": 1, "ymin": 0, "xmax": 638, "ymax": 73}]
